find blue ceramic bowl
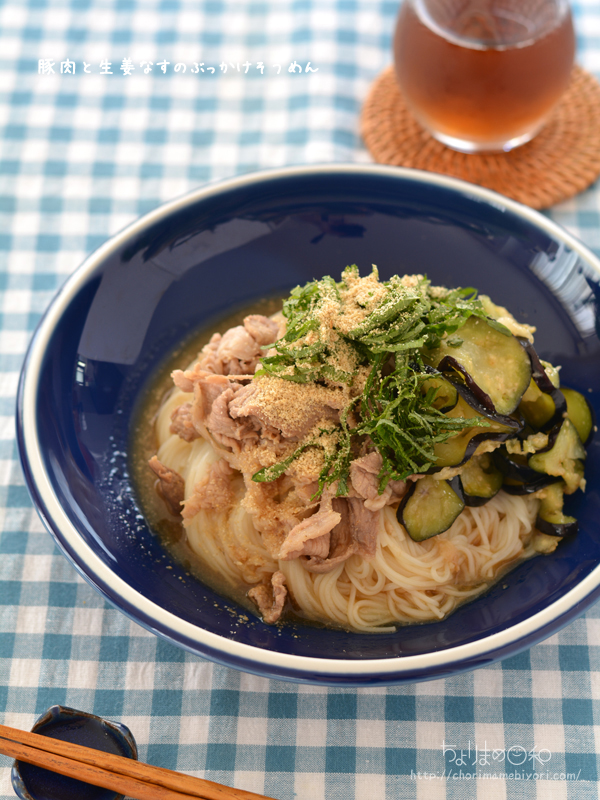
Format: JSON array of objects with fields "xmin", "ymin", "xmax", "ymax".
[
  {"xmin": 16, "ymin": 165, "xmax": 600, "ymax": 686},
  {"xmin": 11, "ymin": 705, "xmax": 137, "ymax": 800}
]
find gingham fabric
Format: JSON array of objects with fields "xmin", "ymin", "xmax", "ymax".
[{"xmin": 1, "ymin": 1, "xmax": 600, "ymax": 799}]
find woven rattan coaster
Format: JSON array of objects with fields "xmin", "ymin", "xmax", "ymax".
[{"xmin": 361, "ymin": 65, "xmax": 600, "ymax": 209}]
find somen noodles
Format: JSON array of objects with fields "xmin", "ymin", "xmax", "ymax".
[{"xmin": 143, "ymin": 267, "xmax": 590, "ymax": 631}]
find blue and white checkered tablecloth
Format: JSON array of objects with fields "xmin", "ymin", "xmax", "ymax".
[{"xmin": 2, "ymin": 1, "xmax": 600, "ymax": 799}]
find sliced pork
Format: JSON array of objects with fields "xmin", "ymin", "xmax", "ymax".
[
  {"xmin": 197, "ymin": 314, "xmax": 278, "ymax": 376},
  {"xmin": 156, "ymin": 311, "xmax": 394, "ymax": 623},
  {"xmin": 206, "ymin": 386, "xmax": 260, "ymax": 452},
  {"xmin": 148, "ymin": 456, "xmax": 184, "ymax": 516},
  {"xmin": 346, "ymin": 497, "xmax": 379, "ymax": 559},
  {"xmin": 248, "ymin": 570, "xmax": 288, "ymax": 624},
  {"xmin": 350, "ymin": 451, "xmax": 407, "ymax": 510},
  {"xmin": 278, "ymin": 509, "xmax": 341, "ymax": 560},
  {"xmin": 171, "ymin": 369, "xmax": 240, "ymax": 446},
  {"xmin": 229, "ymin": 378, "xmax": 344, "ymax": 441},
  {"xmin": 170, "ymin": 402, "xmax": 200, "ymax": 442},
  {"xmin": 302, "ymin": 496, "xmax": 381, "ymax": 573},
  {"xmin": 243, "ymin": 314, "xmax": 279, "ymax": 346},
  {"xmin": 277, "ymin": 488, "xmax": 339, "ymax": 561}
]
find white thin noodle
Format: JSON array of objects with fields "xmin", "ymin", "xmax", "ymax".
[{"xmin": 156, "ymin": 387, "xmax": 540, "ymax": 633}]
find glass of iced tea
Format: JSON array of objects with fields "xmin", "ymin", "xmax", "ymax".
[{"xmin": 393, "ymin": 0, "xmax": 576, "ymax": 152}]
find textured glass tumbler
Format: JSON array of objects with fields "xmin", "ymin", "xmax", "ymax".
[{"xmin": 393, "ymin": 0, "xmax": 576, "ymax": 153}]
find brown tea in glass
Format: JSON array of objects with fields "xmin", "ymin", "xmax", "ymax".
[{"xmin": 393, "ymin": 0, "xmax": 576, "ymax": 152}]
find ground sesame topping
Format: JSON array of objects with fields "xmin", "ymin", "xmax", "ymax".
[{"xmin": 252, "ymin": 266, "xmax": 500, "ymax": 493}]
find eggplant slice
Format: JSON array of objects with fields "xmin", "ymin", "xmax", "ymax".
[
  {"xmin": 424, "ymin": 316, "xmax": 532, "ymax": 416},
  {"xmin": 492, "ymin": 450, "xmax": 559, "ymax": 495},
  {"xmin": 561, "ymin": 387, "xmax": 595, "ymax": 446},
  {"xmin": 459, "ymin": 453, "xmax": 503, "ymax": 506},
  {"xmin": 518, "ymin": 339, "xmax": 567, "ymax": 432},
  {"xmin": 408, "ymin": 323, "xmax": 592, "ymax": 542},
  {"xmin": 397, "ymin": 476, "xmax": 464, "ymax": 541},
  {"xmin": 535, "ymin": 481, "xmax": 578, "ymax": 537},
  {"xmin": 518, "ymin": 379, "xmax": 563, "ymax": 432},
  {"xmin": 528, "ymin": 418, "xmax": 586, "ymax": 495},
  {"xmin": 419, "ymin": 372, "xmax": 459, "ymax": 413},
  {"xmin": 501, "ymin": 475, "xmax": 561, "ymax": 495},
  {"xmin": 430, "ymin": 393, "xmax": 521, "ymax": 471},
  {"xmin": 493, "ymin": 450, "xmax": 539, "ymax": 482}
]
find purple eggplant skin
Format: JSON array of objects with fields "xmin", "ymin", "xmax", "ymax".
[
  {"xmin": 461, "ymin": 491, "xmax": 494, "ymax": 507},
  {"xmin": 517, "ymin": 338, "xmax": 568, "ymax": 432},
  {"xmin": 518, "ymin": 338, "xmax": 556, "ymax": 394},
  {"xmin": 535, "ymin": 515, "xmax": 578, "ymax": 537},
  {"xmin": 501, "ymin": 474, "xmax": 561, "ymax": 495},
  {"xmin": 522, "ymin": 417, "xmax": 562, "ymax": 456},
  {"xmin": 417, "ymin": 364, "xmax": 459, "ymax": 414},
  {"xmin": 397, "ymin": 479, "xmax": 415, "ymax": 519},
  {"xmin": 437, "ymin": 359, "xmax": 526, "ymax": 433},
  {"xmin": 460, "ymin": 483, "xmax": 501, "ymax": 507},
  {"xmin": 451, "ymin": 382, "xmax": 523, "ymax": 429},
  {"xmin": 493, "ymin": 449, "xmax": 554, "ymax": 484},
  {"xmin": 424, "ymin": 368, "xmax": 525, "ymax": 475},
  {"xmin": 582, "ymin": 394, "xmax": 596, "ymax": 447},
  {"xmin": 437, "ymin": 354, "xmax": 496, "ymax": 412},
  {"xmin": 447, "ymin": 475, "xmax": 464, "ymax": 501},
  {"xmin": 427, "ymin": 430, "xmax": 516, "ymax": 474},
  {"xmin": 397, "ymin": 479, "xmax": 416, "ymax": 515}
]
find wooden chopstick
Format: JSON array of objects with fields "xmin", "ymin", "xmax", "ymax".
[{"xmin": 0, "ymin": 723, "xmax": 276, "ymax": 800}]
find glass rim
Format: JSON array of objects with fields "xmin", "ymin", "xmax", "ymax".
[{"xmin": 405, "ymin": 0, "xmax": 573, "ymax": 51}]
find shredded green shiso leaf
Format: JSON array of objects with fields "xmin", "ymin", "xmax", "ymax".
[{"xmin": 253, "ymin": 266, "xmax": 500, "ymax": 494}]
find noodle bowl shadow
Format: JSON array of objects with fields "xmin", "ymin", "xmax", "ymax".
[{"xmin": 16, "ymin": 165, "xmax": 600, "ymax": 686}]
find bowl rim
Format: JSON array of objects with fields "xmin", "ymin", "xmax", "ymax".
[{"xmin": 16, "ymin": 162, "xmax": 600, "ymax": 682}]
